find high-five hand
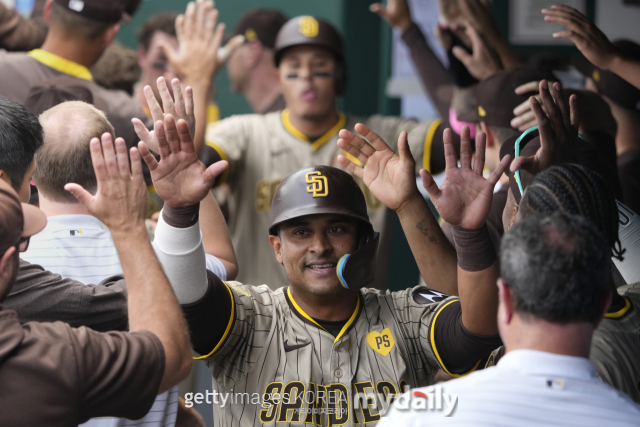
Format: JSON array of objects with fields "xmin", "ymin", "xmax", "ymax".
[
  {"xmin": 337, "ymin": 123, "xmax": 419, "ymax": 213},
  {"xmin": 421, "ymin": 127, "xmax": 510, "ymax": 230}
]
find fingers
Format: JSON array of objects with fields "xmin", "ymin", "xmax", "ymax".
[
  {"xmin": 183, "ymin": 2, "xmax": 196, "ymax": 39},
  {"xmin": 64, "ymin": 183, "xmax": 94, "ymax": 207},
  {"xmin": 420, "ymin": 169, "xmax": 441, "ymax": 200},
  {"xmin": 514, "ymin": 80, "xmax": 541, "ymax": 96},
  {"xmin": 511, "ymin": 110, "xmax": 537, "ymax": 131},
  {"xmin": 129, "ymin": 147, "xmax": 144, "ymax": 185},
  {"xmin": 157, "ymin": 77, "xmax": 176, "ymax": 118},
  {"xmin": 569, "ymin": 94, "xmax": 580, "ymax": 129},
  {"xmin": 114, "ymin": 137, "xmax": 131, "ymax": 180},
  {"xmin": 442, "ymin": 128, "xmax": 458, "ymax": 170},
  {"xmin": 452, "ymin": 45, "xmax": 473, "ymax": 68},
  {"xmin": 163, "ymin": 114, "xmax": 182, "ymax": 154},
  {"xmin": 337, "ymin": 155, "xmax": 364, "ymax": 179},
  {"xmin": 369, "ymin": 3, "xmax": 390, "ymax": 22},
  {"xmin": 459, "ymin": 126, "xmax": 472, "ymax": 169},
  {"xmin": 154, "ymin": 120, "xmax": 171, "ymax": 158},
  {"xmin": 488, "ymin": 154, "xmax": 511, "ymax": 187},
  {"xmin": 538, "ymin": 80, "xmax": 565, "ymax": 142},
  {"xmin": 552, "ymin": 82, "xmax": 571, "ymax": 130},
  {"xmin": 354, "ymin": 123, "xmax": 392, "ymax": 153},
  {"xmin": 530, "ymin": 96, "xmax": 554, "ymax": 150},
  {"xmin": 203, "ymin": 160, "xmax": 229, "ymax": 186},
  {"xmin": 144, "ymin": 85, "xmax": 164, "ymax": 123},
  {"xmin": 175, "ymin": 14, "xmax": 185, "ymax": 42},
  {"xmin": 472, "ymin": 131, "xmax": 486, "ymax": 175},
  {"xmin": 132, "ymin": 118, "xmax": 153, "ymax": 147},
  {"xmin": 218, "ymin": 34, "xmax": 245, "ymax": 63},
  {"xmin": 337, "ymin": 129, "xmax": 373, "ymax": 166},
  {"xmin": 88, "ymin": 138, "xmax": 107, "ymax": 182},
  {"xmin": 172, "ymin": 79, "xmax": 187, "ymax": 119},
  {"xmin": 176, "ymin": 118, "xmax": 195, "ymax": 152},
  {"xmin": 138, "ymin": 141, "xmax": 159, "ymax": 171},
  {"xmin": 100, "ymin": 134, "xmax": 119, "ymax": 180},
  {"xmin": 185, "ymin": 86, "xmax": 194, "ymax": 116}
]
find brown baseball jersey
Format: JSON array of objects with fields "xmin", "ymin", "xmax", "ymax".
[
  {"xmin": 591, "ymin": 282, "xmax": 640, "ymax": 403},
  {"xmin": 197, "ymin": 282, "xmax": 476, "ymax": 427},
  {"xmin": 205, "ymin": 110, "xmax": 440, "ymax": 288}
]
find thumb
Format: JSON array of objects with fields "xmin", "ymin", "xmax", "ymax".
[
  {"xmin": 398, "ymin": 131, "xmax": 415, "ymax": 166},
  {"xmin": 64, "ymin": 184, "xmax": 94, "ymax": 208},
  {"xmin": 420, "ymin": 169, "xmax": 440, "ymax": 200},
  {"xmin": 218, "ymin": 34, "xmax": 245, "ymax": 63},
  {"xmin": 452, "ymin": 46, "xmax": 472, "ymax": 67},
  {"xmin": 157, "ymin": 39, "xmax": 179, "ymax": 64},
  {"xmin": 203, "ymin": 160, "xmax": 229, "ymax": 185},
  {"xmin": 510, "ymin": 155, "xmax": 534, "ymax": 173}
]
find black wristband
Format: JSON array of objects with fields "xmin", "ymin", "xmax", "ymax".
[
  {"xmin": 452, "ymin": 224, "xmax": 496, "ymax": 272},
  {"xmin": 162, "ymin": 203, "xmax": 200, "ymax": 228}
]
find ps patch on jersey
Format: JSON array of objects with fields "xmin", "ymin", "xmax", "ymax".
[
  {"xmin": 413, "ymin": 287, "xmax": 449, "ymax": 304},
  {"xmin": 367, "ymin": 328, "xmax": 395, "ymax": 356}
]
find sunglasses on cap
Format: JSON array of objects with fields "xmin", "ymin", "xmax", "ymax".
[{"xmin": 16, "ymin": 236, "xmax": 30, "ymax": 252}]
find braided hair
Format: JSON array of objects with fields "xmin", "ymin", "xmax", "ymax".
[{"xmin": 519, "ymin": 164, "xmax": 625, "ymax": 261}]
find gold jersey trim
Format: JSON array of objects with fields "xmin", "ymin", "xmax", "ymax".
[
  {"xmin": 423, "ymin": 119, "xmax": 442, "ymax": 173},
  {"xmin": 605, "ymin": 296, "xmax": 632, "ymax": 319},
  {"xmin": 281, "ymin": 109, "xmax": 347, "ymax": 152},
  {"xmin": 193, "ymin": 281, "xmax": 235, "ymax": 360},
  {"xmin": 29, "ymin": 49, "xmax": 93, "ymax": 81},
  {"xmin": 287, "ymin": 287, "xmax": 360, "ymax": 343},
  {"xmin": 429, "ymin": 299, "xmax": 480, "ymax": 377}
]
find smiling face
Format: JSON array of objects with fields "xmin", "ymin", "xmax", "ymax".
[
  {"xmin": 270, "ymin": 214, "xmax": 359, "ymax": 296},
  {"xmin": 279, "ymin": 45, "xmax": 338, "ymax": 121}
]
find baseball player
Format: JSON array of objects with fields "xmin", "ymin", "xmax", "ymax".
[
  {"xmin": 202, "ymin": 16, "xmax": 449, "ymax": 289},
  {"xmin": 179, "ymin": 163, "xmax": 502, "ymax": 426}
]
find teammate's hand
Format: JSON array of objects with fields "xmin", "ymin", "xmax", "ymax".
[
  {"xmin": 370, "ymin": 0, "xmax": 413, "ymax": 32},
  {"xmin": 138, "ymin": 113, "xmax": 228, "ymax": 208},
  {"xmin": 510, "ymin": 80, "xmax": 542, "ymax": 131},
  {"xmin": 160, "ymin": 1, "xmax": 242, "ymax": 85},
  {"xmin": 543, "ymin": 5, "xmax": 619, "ymax": 71},
  {"xmin": 510, "ymin": 80, "xmax": 580, "ymax": 176},
  {"xmin": 337, "ymin": 123, "xmax": 420, "ymax": 212},
  {"xmin": 133, "ymin": 77, "xmax": 195, "ymax": 152},
  {"xmin": 65, "ymin": 134, "xmax": 147, "ymax": 234},
  {"xmin": 421, "ymin": 127, "xmax": 510, "ymax": 230},
  {"xmin": 458, "ymin": 0, "xmax": 502, "ymax": 46},
  {"xmin": 452, "ymin": 21, "xmax": 502, "ymax": 80}
]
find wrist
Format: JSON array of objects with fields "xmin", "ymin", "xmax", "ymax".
[
  {"xmin": 452, "ymin": 224, "xmax": 496, "ymax": 272},
  {"xmin": 396, "ymin": 191, "xmax": 425, "ymax": 215},
  {"xmin": 162, "ymin": 203, "xmax": 200, "ymax": 228},
  {"xmin": 398, "ymin": 19, "xmax": 414, "ymax": 33},
  {"xmin": 110, "ymin": 223, "xmax": 149, "ymax": 242}
]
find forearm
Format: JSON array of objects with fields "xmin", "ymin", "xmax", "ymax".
[
  {"xmin": 0, "ymin": 4, "xmax": 47, "ymax": 51},
  {"xmin": 452, "ymin": 225, "xmax": 499, "ymax": 335},
  {"xmin": 152, "ymin": 203, "xmax": 209, "ymax": 304},
  {"xmin": 397, "ymin": 193, "xmax": 458, "ymax": 295},
  {"xmin": 112, "ymin": 226, "xmax": 192, "ymax": 393},
  {"xmin": 609, "ymin": 53, "xmax": 640, "ymax": 91},
  {"xmin": 200, "ymin": 191, "xmax": 238, "ymax": 279},
  {"xmin": 402, "ymin": 23, "xmax": 453, "ymax": 120}
]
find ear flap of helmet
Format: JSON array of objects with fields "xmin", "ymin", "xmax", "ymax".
[{"xmin": 336, "ymin": 232, "xmax": 380, "ymax": 290}]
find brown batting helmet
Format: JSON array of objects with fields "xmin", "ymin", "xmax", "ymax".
[
  {"xmin": 269, "ymin": 166, "xmax": 379, "ymax": 290},
  {"xmin": 274, "ymin": 16, "xmax": 347, "ymax": 94}
]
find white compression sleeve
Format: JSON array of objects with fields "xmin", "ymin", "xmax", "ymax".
[{"xmin": 152, "ymin": 213, "xmax": 209, "ymax": 304}]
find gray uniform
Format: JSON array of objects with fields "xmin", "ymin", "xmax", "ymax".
[
  {"xmin": 205, "ymin": 111, "xmax": 439, "ymax": 289},
  {"xmin": 198, "ymin": 282, "xmax": 475, "ymax": 427}
]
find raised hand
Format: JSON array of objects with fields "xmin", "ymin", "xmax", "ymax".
[
  {"xmin": 543, "ymin": 5, "xmax": 618, "ymax": 71},
  {"xmin": 370, "ymin": 0, "xmax": 413, "ymax": 32},
  {"xmin": 510, "ymin": 80, "xmax": 580, "ymax": 175},
  {"xmin": 337, "ymin": 123, "xmax": 419, "ymax": 212},
  {"xmin": 132, "ymin": 77, "xmax": 195, "ymax": 154},
  {"xmin": 138, "ymin": 113, "xmax": 227, "ymax": 208},
  {"xmin": 451, "ymin": 21, "xmax": 502, "ymax": 80},
  {"xmin": 65, "ymin": 134, "xmax": 147, "ymax": 233},
  {"xmin": 510, "ymin": 80, "xmax": 542, "ymax": 131},
  {"xmin": 421, "ymin": 127, "xmax": 510, "ymax": 230}
]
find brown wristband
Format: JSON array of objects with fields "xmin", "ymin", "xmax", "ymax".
[
  {"xmin": 452, "ymin": 224, "xmax": 496, "ymax": 272},
  {"xmin": 162, "ymin": 203, "xmax": 200, "ymax": 229}
]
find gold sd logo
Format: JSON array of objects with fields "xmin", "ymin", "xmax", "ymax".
[
  {"xmin": 306, "ymin": 171, "xmax": 329, "ymax": 198},
  {"xmin": 299, "ymin": 16, "xmax": 319, "ymax": 38}
]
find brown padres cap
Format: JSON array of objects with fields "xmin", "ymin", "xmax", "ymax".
[
  {"xmin": 53, "ymin": 0, "xmax": 132, "ymax": 23},
  {"xmin": 459, "ymin": 65, "xmax": 558, "ymax": 126},
  {"xmin": 23, "ymin": 75, "xmax": 109, "ymax": 116},
  {"xmin": 574, "ymin": 39, "xmax": 640, "ymax": 112},
  {"xmin": 0, "ymin": 180, "xmax": 46, "ymax": 254},
  {"xmin": 232, "ymin": 9, "xmax": 288, "ymax": 50},
  {"xmin": 269, "ymin": 166, "xmax": 371, "ymax": 235},
  {"xmin": 274, "ymin": 16, "xmax": 345, "ymax": 67}
]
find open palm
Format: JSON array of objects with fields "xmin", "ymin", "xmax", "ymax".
[
  {"xmin": 337, "ymin": 124, "xmax": 418, "ymax": 212},
  {"xmin": 422, "ymin": 127, "xmax": 510, "ymax": 229}
]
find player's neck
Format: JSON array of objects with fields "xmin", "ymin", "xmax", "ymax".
[
  {"xmin": 245, "ymin": 66, "xmax": 282, "ymax": 114},
  {"xmin": 289, "ymin": 285, "xmax": 359, "ymax": 322},
  {"xmin": 288, "ymin": 108, "xmax": 340, "ymax": 140},
  {"xmin": 40, "ymin": 32, "xmax": 102, "ymax": 69},
  {"xmin": 39, "ymin": 195, "xmax": 91, "ymax": 217},
  {"xmin": 503, "ymin": 314, "xmax": 594, "ymax": 359}
]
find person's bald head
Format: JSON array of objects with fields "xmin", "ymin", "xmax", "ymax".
[{"xmin": 34, "ymin": 101, "xmax": 115, "ymax": 203}]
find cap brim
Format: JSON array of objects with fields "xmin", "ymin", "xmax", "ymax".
[{"xmin": 21, "ymin": 203, "xmax": 47, "ymax": 237}]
